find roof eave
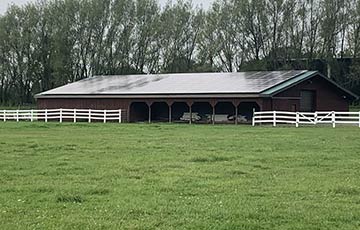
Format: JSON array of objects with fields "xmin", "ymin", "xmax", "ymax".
[{"xmin": 35, "ymin": 93, "xmax": 263, "ymax": 99}]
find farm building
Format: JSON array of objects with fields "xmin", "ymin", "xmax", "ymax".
[{"xmin": 36, "ymin": 70, "xmax": 358, "ymax": 124}]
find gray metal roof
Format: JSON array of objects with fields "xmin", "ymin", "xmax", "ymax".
[{"xmin": 37, "ymin": 70, "xmax": 309, "ymax": 98}]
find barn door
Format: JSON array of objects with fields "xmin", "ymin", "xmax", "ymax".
[{"xmin": 300, "ymin": 90, "xmax": 316, "ymax": 112}]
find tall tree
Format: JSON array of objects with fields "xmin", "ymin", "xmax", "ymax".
[
  {"xmin": 159, "ymin": 0, "xmax": 202, "ymax": 73},
  {"xmin": 1, "ymin": 0, "xmax": 360, "ymax": 105}
]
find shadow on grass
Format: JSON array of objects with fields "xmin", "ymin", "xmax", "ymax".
[
  {"xmin": 189, "ymin": 156, "xmax": 234, "ymax": 163},
  {"xmin": 332, "ymin": 186, "xmax": 360, "ymax": 196},
  {"xmin": 56, "ymin": 194, "xmax": 84, "ymax": 203}
]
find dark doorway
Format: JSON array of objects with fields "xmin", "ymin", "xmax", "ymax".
[
  {"xmin": 171, "ymin": 102, "xmax": 189, "ymax": 122},
  {"xmin": 129, "ymin": 102, "xmax": 149, "ymax": 122},
  {"xmin": 300, "ymin": 90, "xmax": 316, "ymax": 112},
  {"xmin": 151, "ymin": 102, "xmax": 169, "ymax": 122},
  {"xmin": 192, "ymin": 102, "xmax": 213, "ymax": 123},
  {"xmin": 238, "ymin": 102, "xmax": 260, "ymax": 123},
  {"xmin": 215, "ymin": 102, "xmax": 235, "ymax": 123}
]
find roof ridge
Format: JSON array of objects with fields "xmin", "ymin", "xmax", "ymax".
[{"xmin": 90, "ymin": 70, "xmax": 305, "ymax": 78}]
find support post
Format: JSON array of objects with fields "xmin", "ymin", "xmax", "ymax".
[
  {"xmin": 59, "ymin": 108, "xmax": 63, "ymax": 123},
  {"xmin": 332, "ymin": 111, "xmax": 335, "ymax": 128},
  {"xmin": 296, "ymin": 112, "xmax": 299, "ymax": 128},
  {"xmin": 169, "ymin": 105, "xmax": 172, "ymax": 123},
  {"xmin": 3, "ymin": 110, "xmax": 6, "ymax": 122},
  {"xmin": 45, "ymin": 109, "xmax": 48, "ymax": 123},
  {"xmin": 74, "ymin": 109, "xmax": 77, "ymax": 123},
  {"xmin": 235, "ymin": 104, "xmax": 238, "ymax": 125},
  {"xmin": 104, "ymin": 110, "xmax": 107, "ymax": 123},
  {"xmin": 148, "ymin": 105, "xmax": 152, "ymax": 124},
  {"xmin": 119, "ymin": 109, "xmax": 122, "ymax": 123},
  {"xmin": 16, "ymin": 110, "xmax": 19, "ymax": 122},
  {"xmin": 30, "ymin": 110, "xmax": 34, "ymax": 122},
  {"xmin": 88, "ymin": 109, "xmax": 91, "ymax": 123},
  {"xmin": 273, "ymin": 111, "xmax": 276, "ymax": 127},
  {"xmin": 212, "ymin": 104, "xmax": 215, "ymax": 125},
  {"xmin": 314, "ymin": 112, "xmax": 318, "ymax": 125},
  {"xmin": 189, "ymin": 104, "xmax": 192, "ymax": 124}
]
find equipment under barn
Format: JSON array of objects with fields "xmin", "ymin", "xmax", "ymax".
[{"xmin": 36, "ymin": 70, "xmax": 358, "ymax": 124}]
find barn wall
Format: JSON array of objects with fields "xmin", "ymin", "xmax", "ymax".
[
  {"xmin": 37, "ymin": 98, "xmax": 129, "ymax": 110},
  {"xmin": 272, "ymin": 99, "xmax": 300, "ymax": 111},
  {"xmin": 262, "ymin": 98, "xmax": 273, "ymax": 111},
  {"xmin": 37, "ymin": 98, "xmax": 131, "ymax": 122},
  {"xmin": 272, "ymin": 75, "xmax": 350, "ymax": 111}
]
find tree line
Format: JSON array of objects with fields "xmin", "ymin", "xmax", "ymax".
[{"xmin": 0, "ymin": 0, "xmax": 359, "ymax": 105}]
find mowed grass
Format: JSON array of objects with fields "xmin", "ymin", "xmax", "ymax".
[{"xmin": 0, "ymin": 123, "xmax": 360, "ymax": 230}]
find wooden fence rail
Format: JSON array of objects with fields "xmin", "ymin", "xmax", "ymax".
[
  {"xmin": 0, "ymin": 109, "xmax": 122, "ymax": 123},
  {"xmin": 252, "ymin": 111, "xmax": 360, "ymax": 128}
]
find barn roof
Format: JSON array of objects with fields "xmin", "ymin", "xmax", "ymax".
[
  {"xmin": 36, "ymin": 70, "xmax": 358, "ymax": 99},
  {"xmin": 261, "ymin": 71, "xmax": 358, "ymax": 100}
]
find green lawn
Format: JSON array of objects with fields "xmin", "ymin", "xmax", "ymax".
[{"xmin": 0, "ymin": 123, "xmax": 360, "ymax": 229}]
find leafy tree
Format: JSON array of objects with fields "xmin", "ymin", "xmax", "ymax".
[{"xmin": 0, "ymin": 0, "xmax": 360, "ymax": 105}]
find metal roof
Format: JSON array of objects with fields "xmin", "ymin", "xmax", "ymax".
[
  {"xmin": 261, "ymin": 71, "xmax": 317, "ymax": 95},
  {"xmin": 37, "ymin": 70, "xmax": 309, "ymax": 98}
]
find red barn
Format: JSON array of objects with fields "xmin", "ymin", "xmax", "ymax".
[{"xmin": 36, "ymin": 70, "xmax": 358, "ymax": 123}]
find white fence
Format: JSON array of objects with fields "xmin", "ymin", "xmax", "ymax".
[
  {"xmin": 252, "ymin": 111, "xmax": 360, "ymax": 128},
  {"xmin": 0, "ymin": 109, "xmax": 122, "ymax": 123}
]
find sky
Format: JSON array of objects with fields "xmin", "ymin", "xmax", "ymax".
[{"xmin": 0, "ymin": 0, "xmax": 214, "ymax": 15}]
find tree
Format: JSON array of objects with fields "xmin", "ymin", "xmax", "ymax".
[
  {"xmin": 1, "ymin": 0, "xmax": 360, "ymax": 105},
  {"xmin": 132, "ymin": 0, "xmax": 161, "ymax": 73},
  {"xmin": 159, "ymin": 0, "xmax": 202, "ymax": 73}
]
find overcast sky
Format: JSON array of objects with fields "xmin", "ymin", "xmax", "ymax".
[{"xmin": 0, "ymin": 0, "xmax": 213, "ymax": 15}]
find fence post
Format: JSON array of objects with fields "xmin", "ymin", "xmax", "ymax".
[
  {"xmin": 332, "ymin": 111, "xmax": 335, "ymax": 128},
  {"xmin": 31, "ymin": 110, "xmax": 34, "ymax": 122},
  {"xmin": 16, "ymin": 110, "xmax": 19, "ymax": 122},
  {"xmin": 314, "ymin": 112, "xmax": 318, "ymax": 125},
  {"xmin": 252, "ymin": 109, "xmax": 255, "ymax": 126},
  {"xmin": 358, "ymin": 111, "xmax": 360, "ymax": 128},
  {"xmin": 3, "ymin": 110, "xmax": 6, "ymax": 122},
  {"xmin": 60, "ymin": 108, "xmax": 63, "ymax": 123},
  {"xmin": 73, "ymin": 109, "xmax": 77, "ymax": 123},
  {"xmin": 296, "ymin": 112, "xmax": 299, "ymax": 128},
  {"xmin": 45, "ymin": 109, "xmax": 48, "ymax": 123},
  {"xmin": 88, "ymin": 109, "xmax": 91, "ymax": 123},
  {"xmin": 104, "ymin": 110, "xmax": 107, "ymax": 123},
  {"xmin": 273, "ymin": 111, "xmax": 276, "ymax": 127},
  {"xmin": 119, "ymin": 109, "xmax": 122, "ymax": 123}
]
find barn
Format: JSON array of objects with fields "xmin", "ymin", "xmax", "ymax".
[{"xmin": 36, "ymin": 70, "xmax": 358, "ymax": 124}]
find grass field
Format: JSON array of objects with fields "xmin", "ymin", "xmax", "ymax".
[{"xmin": 0, "ymin": 122, "xmax": 360, "ymax": 229}]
